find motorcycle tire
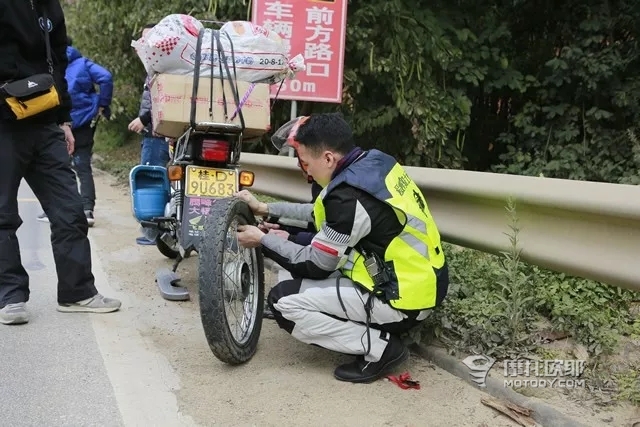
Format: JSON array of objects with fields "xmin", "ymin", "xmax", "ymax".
[
  {"xmin": 198, "ymin": 197, "xmax": 265, "ymax": 365},
  {"xmin": 156, "ymin": 235, "xmax": 179, "ymax": 259}
]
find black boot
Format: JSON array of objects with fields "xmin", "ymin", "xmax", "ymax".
[
  {"xmin": 263, "ymin": 304, "xmax": 275, "ymax": 319},
  {"xmin": 334, "ymin": 335, "xmax": 409, "ymax": 383}
]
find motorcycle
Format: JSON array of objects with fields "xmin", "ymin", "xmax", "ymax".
[{"xmin": 129, "ymin": 23, "xmax": 266, "ymax": 365}]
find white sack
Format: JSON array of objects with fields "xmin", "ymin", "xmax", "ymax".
[{"xmin": 131, "ymin": 14, "xmax": 305, "ymax": 84}]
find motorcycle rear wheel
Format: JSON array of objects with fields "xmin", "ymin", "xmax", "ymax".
[{"xmin": 198, "ymin": 197, "xmax": 265, "ymax": 365}]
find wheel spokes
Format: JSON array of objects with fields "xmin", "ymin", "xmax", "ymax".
[{"xmin": 220, "ymin": 218, "xmax": 258, "ymax": 345}]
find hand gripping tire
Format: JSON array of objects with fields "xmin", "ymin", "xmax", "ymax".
[{"xmin": 198, "ymin": 197, "xmax": 265, "ymax": 365}]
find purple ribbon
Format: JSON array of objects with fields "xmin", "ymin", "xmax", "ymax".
[{"xmin": 230, "ymin": 83, "xmax": 256, "ymax": 121}]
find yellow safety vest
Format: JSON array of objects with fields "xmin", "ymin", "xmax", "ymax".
[{"xmin": 313, "ymin": 150, "xmax": 446, "ymax": 311}]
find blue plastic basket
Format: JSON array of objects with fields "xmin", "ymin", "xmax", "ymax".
[{"xmin": 129, "ymin": 165, "xmax": 171, "ymax": 222}]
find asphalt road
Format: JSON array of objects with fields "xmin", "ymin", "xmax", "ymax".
[{"xmin": 0, "ymin": 181, "xmax": 193, "ymax": 427}]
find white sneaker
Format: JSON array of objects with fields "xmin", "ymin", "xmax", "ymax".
[
  {"xmin": 0, "ymin": 302, "xmax": 29, "ymax": 325},
  {"xmin": 57, "ymin": 294, "xmax": 121, "ymax": 313}
]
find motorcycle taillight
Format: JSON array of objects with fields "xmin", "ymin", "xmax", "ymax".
[{"xmin": 201, "ymin": 139, "xmax": 230, "ymax": 162}]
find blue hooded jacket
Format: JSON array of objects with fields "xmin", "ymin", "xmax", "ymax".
[{"xmin": 65, "ymin": 46, "xmax": 113, "ymax": 128}]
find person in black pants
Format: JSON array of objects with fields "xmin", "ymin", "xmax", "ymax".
[{"xmin": 0, "ymin": 0, "xmax": 121, "ymax": 325}]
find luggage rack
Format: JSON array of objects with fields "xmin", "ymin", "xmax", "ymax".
[
  {"xmin": 191, "ymin": 121, "xmax": 244, "ymax": 134},
  {"xmin": 186, "ymin": 20, "xmax": 246, "ymax": 143}
]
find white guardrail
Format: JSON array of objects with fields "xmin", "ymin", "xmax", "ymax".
[{"xmin": 239, "ymin": 152, "xmax": 640, "ymax": 292}]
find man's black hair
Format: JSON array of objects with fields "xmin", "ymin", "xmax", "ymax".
[
  {"xmin": 67, "ymin": 36, "xmax": 73, "ymax": 46},
  {"xmin": 295, "ymin": 112, "xmax": 354, "ymax": 155}
]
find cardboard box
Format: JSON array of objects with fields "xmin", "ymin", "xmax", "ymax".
[{"xmin": 149, "ymin": 73, "xmax": 270, "ymax": 139}]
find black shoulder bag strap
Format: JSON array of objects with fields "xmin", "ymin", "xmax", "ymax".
[{"xmin": 41, "ymin": 7, "xmax": 54, "ymax": 75}]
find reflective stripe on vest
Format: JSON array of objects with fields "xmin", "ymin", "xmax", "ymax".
[{"xmin": 313, "ymin": 149, "xmax": 445, "ymax": 310}]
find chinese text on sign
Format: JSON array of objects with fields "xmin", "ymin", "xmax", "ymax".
[{"xmin": 252, "ymin": 0, "xmax": 347, "ymax": 103}]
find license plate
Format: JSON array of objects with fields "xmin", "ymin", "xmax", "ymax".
[{"xmin": 185, "ymin": 166, "xmax": 238, "ymax": 198}]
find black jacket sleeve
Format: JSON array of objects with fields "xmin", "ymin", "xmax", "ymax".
[
  {"xmin": 288, "ymin": 230, "xmax": 316, "ymax": 246},
  {"xmin": 48, "ymin": 0, "xmax": 71, "ymax": 124},
  {"xmin": 138, "ymin": 82, "xmax": 153, "ymax": 127}
]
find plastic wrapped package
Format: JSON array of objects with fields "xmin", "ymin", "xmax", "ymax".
[{"xmin": 131, "ymin": 14, "xmax": 305, "ymax": 84}]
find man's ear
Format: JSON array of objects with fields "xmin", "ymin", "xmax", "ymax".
[{"xmin": 323, "ymin": 151, "xmax": 334, "ymax": 166}]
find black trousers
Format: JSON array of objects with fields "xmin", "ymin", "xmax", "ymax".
[
  {"xmin": 71, "ymin": 123, "xmax": 97, "ymax": 211},
  {"xmin": 0, "ymin": 121, "xmax": 97, "ymax": 307}
]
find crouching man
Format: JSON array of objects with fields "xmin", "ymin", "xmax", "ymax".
[{"xmin": 235, "ymin": 113, "xmax": 449, "ymax": 383}]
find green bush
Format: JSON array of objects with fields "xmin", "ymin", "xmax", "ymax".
[{"xmin": 531, "ymin": 269, "xmax": 639, "ymax": 356}]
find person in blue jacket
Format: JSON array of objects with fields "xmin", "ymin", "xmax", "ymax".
[{"xmin": 39, "ymin": 36, "xmax": 113, "ymax": 227}]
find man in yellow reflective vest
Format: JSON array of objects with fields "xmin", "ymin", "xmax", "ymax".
[{"xmin": 236, "ymin": 113, "xmax": 449, "ymax": 383}]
